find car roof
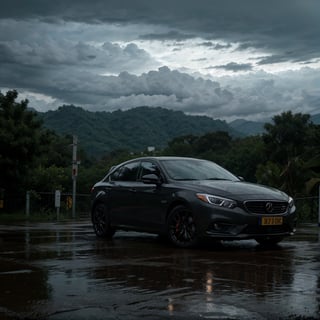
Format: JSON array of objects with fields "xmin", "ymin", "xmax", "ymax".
[{"xmin": 108, "ymin": 157, "xmax": 202, "ymax": 173}]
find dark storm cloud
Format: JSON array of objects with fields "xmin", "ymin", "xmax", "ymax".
[
  {"xmin": 200, "ymin": 42, "xmax": 232, "ymax": 50},
  {"xmin": 213, "ymin": 43, "xmax": 232, "ymax": 50},
  {"xmin": 1, "ymin": 0, "xmax": 319, "ymax": 63},
  {"xmin": 0, "ymin": 36, "xmax": 156, "ymax": 76},
  {"xmin": 1, "ymin": 0, "xmax": 320, "ymax": 121},
  {"xmin": 214, "ymin": 63, "xmax": 253, "ymax": 72},
  {"xmin": 139, "ymin": 31, "xmax": 194, "ymax": 41}
]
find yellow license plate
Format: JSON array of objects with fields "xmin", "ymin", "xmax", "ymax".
[{"xmin": 261, "ymin": 216, "xmax": 283, "ymax": 226}]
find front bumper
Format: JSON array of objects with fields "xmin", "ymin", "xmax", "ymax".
[
  {"xmin": 193, "ymin": 202, "xmax": 297, "ymax": 241},
  {"xmin": 205, "ymin": 221, "xmax": 296, "ymax": 240}
]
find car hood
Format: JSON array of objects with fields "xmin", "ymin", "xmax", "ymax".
[{"xmin": 181, "ymin": 180, "xmax": 289, "ymax": 201}]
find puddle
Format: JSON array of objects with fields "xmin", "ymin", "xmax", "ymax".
[{"xmin": 0, "ymin": 222, "xmax": 319, "ymax": 319}]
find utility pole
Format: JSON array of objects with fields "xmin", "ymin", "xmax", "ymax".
[{"xmin": 72, "ymin": 135, "xmax": 78, "ymax": 219}]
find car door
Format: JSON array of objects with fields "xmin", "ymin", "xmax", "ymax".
[
  {"xmin": 133, "ymin": 161, "xmax": 170, "ymax": 231},
  {"xmin": 107, "ymin": 160, "xmax": 141, "ymax": 227}
]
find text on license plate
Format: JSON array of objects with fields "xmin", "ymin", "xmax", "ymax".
[{"xmin": 261, "ymin": 216, "xmax": 283, "ymax": 226}]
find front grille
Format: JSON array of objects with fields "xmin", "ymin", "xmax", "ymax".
[{"xmin": 244, "ymin": 201, "xmax": 288, "ymax": 215}]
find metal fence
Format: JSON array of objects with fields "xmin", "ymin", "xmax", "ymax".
[
  {"xmin": 0, "ymin": 191, "xmax": 91, "ymax": 219},
  {"xmin": 0, "ymin": 191, "xmax": 319, "ymax": 224}
]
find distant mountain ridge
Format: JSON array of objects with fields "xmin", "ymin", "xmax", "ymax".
[
  {"xmin": 229, "ymin": 113, "xmax": 320, "ymax": 135},
  {"xmin": 229, "ymin": 119, "xmax": 266, "ymax": 136},
  {"xmin": 311, "ymin": 113, "xmax": 320, "ymax": 124},
  {"xmin": 39, "ymin": 106, "xmax": 320, "ymax": 158},
  {"xmin": 40, "ymin": 106, "xmax": 239, "ymax": 157}
]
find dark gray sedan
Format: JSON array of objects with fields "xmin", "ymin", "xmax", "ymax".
[{"xmin": 91, "ymin": 157, "xmax": 297, "ymax": 247}]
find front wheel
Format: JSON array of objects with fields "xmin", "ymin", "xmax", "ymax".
[
  {"xmin": 92, "ymin": 203, "xmax": 116, "ymax": 239},
  {"xmin": 167, "ymin": 205, "xmax": 198, "ymax": 248},
  {"xmin": 255, "ymin": 236, "xmax": 284, "ymax": 246}
]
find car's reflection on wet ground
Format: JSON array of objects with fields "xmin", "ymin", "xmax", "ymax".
[{"xmin": 0, "ymin": 221, "xmax": 319, "ymax": 320}]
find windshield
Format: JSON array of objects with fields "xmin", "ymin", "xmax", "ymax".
[{"xmin": 161, "ymin": 158, "xmax": 239, "ymax": 181}]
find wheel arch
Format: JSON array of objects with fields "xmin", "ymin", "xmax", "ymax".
[
  {"xmin": 91, "ymin": 201, "xmax": 115, "ymax": 238},
  {"xmin": 91, "ymin": 199, "xmax": 103, "ymax": 219},
  {"xmin": 165, "ymin": 199, "xmax": 199, "ymax": 248},
  {"xmin": 166, "ymin": 198, "xmax": 193, "ymax": 222},
  {"xmin": 91, "ymin": 191, "xmax": 108, "ymax": 218}
]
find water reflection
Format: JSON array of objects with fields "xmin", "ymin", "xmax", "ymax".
[
  {"xmin": 90, "ymin": 236, "xmax": 295, "ymax": 296},
  {"xmin": 0, "ymin": 223, "xmax": 319, "ymax": 320},
  {"xmin": 0, "ymin": 246, "xmax": 51, "ymax": 319},
  {"xmin": 88, "ymin": 234, "xmax": 319, "ymax": 318},
  {"xmin": 206, "ymin": 271, "xmax": 213, "ymax": 295},
  {"xmin": 167, "ymin": 297, "xmax": 174, "ymax": 315},
  {"xmin": 0, "ymin": 223, "xmax": 83, "ymax": 319}
]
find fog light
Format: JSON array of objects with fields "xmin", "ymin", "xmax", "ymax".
[
  {"xmin": 213, "ymin": 223, "xmax": 221, "ymax": 230},
  {"xmin": 208, "ymin": 223, "xmax": 245, "ymax": 236},
  {"xmin": 212, "ymin": 223, "xmax": 232, "ymax": 233}
]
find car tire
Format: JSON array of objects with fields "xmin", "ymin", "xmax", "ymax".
[
  {"xmin": 255, "ymin": 236, "xmax": 284, "ymax": 246},
  {"xmin": 167, "ymin": 205, "xmax": 199, "ymax": 248},
  {"xmin": 92, "ymin": 203, "xmax": 116, "ymax": 239}
]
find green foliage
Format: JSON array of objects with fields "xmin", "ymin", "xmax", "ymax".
[
  {"xmin": 40, "ymin": 105, "xmax": 238, "ymax": 158},
  {"xmin": 258, "ymin": 111, "xmax": 320, "ymax": 197},
  {"xmin": 304, "ymin": 154, "xmax": 320, "ymax": 195},
  {"xmin": 256, "ymin": 158, "xmax": 306, "ymax": 196},
  {"xmin": 256, "ymin": 161, "xmax": 283, "ymax": 188},
  {"xmin": 229, "ymin": 119, "xmax": 265, "ymax": 136},
  {"xmin": 0, "ymin": 90, "xmax": 44, "ymax": 192},
  {"xmin": 279, "ymin": 157, "xmax": 306, "ymax": 196},
  {"xmin": 0, "ymin": 90, "xmax": 88, "ymax": 203},
  {"xmin": 195, "ymin": 131, "xmax": 232, "ymax": 155},
  {"xmin": 263, "ymin": 111, "xmax": 311, "ymax": 164},
  {"xmin": 165, "ymin": 135, "xmax": 198, "ymax": 157},
  {"xmin": 223, "ymin": 136, "xmax": 264, "ymax": 182},
  {"xmin": 38, "ymin": 131, "xmax": 73, "ymax": 168},
  {"xmin": 29, "ymin": 165, "xmax": 70, "ymax": 192},
  {"xmin": 2, "ymin": 89, "xmax": 320, "ymax": 222}
]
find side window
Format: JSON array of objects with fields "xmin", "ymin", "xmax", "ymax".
[
  {"xmin": 140, "ymin": 161, "xmax": 160, "ymax": 178},
  {"xmin": 110, "ymin": 161, "xmax": 140, "ymax": 182}
]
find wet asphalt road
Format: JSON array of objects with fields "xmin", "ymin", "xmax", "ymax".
[{"xmin": 0, "ymin": 221, "xmax": 319, "ymax": 320}]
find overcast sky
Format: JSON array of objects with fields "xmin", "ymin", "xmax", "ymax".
[{"xmin": 1, "ymin": 0, "xmax": 319, "ymax": 121}]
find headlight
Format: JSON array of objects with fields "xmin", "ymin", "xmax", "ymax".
[
  {"xmin": 196, "ymin": 193, "xmax": 237, "ymax": 209},
  {"xmin": 288, "ymin": 196, "xmax": 294, "ymax": 209}
]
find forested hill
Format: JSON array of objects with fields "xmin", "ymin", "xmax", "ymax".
[{"xmin": 40, "ymin": 105, "xmax": 238, "ymax": 158}]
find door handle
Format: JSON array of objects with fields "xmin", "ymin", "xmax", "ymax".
[{"xmin": 129, "ymin": 188, "xmax": 137, "ymax": 193}]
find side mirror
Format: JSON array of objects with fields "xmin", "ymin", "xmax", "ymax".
[{"xmin": 142, "ymin": 174, "xmax": 162, "ymax": 185}]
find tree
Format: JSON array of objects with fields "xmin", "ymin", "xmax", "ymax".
[
  {"xmin": 224, "ymin": 136, "xmax": 264, "ymax": 182},
  {"xmin": 263, "ymin": 111, "xmax": 311, "ymax": 165},
  {"xmin": 38, "ymin": 131, "xmax": 73, "ymax": 168},
  {"xmin": 256, "ymin": 161, "xmax": 283, "ymax": 188},
  {"xmin": 257, "ymin": 111, "xmax": 320, "ymax": 197},
  {"xmin": 0, "ymin": 90, "xmax": 46, "ymax": 193},
  {"xmin": 29, "ymin": 165, "xmax": 70, "ymax": 192},
  {"xmin": 163, "ymin": 135, "xmax": 198, "ymax": 156},
  {"xmin": 304, "ymin": 154, "xmax": 320, "ymax": 195},
  {"xmin": 195, "ymin": 131, "xmax": 232, "ymax": 154}
]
